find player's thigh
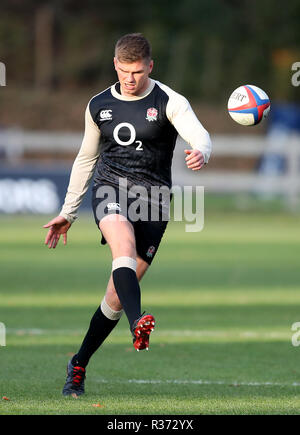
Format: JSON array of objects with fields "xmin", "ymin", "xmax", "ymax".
[{"xmin": 99, "ymin": 214, "xmax": 136, "ymax": 259}]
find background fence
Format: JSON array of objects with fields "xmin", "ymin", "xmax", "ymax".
[{"xmin": 1, "ymin": 128, "xmax": 299, "ymax": 215}]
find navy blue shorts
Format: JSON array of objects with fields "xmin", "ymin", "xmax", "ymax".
[{"xmin": 91, "ymin": 182, "xmax": 170, "ymax": 264}]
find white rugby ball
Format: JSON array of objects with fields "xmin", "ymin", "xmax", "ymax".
[{"xmin": 228, "ymin": 85, "xmax": 270, "ymax": 126}]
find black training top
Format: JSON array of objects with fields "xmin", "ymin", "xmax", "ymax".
[
  {"xmin": 59, "ymin": 79, "xmax": 211, "ymax": 223},
  {"xmin": 90, "ymin": 81, "xmax": 178, "ymax": 189}
]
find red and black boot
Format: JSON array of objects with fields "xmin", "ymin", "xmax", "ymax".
[
  {"xmin": 62, "ymin": 359, "xmax": 86, "ymax": 397},
  {"xmin": 131, "ymin": 312, "xmax": 155, "ymax": 351}
]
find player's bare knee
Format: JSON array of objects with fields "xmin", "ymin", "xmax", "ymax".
[
  {"xmin": 110, "ymin": 238, "xmax": 136, "ymax": 259},
  {"xmin": 121, "ymin": 238, "xmax": 136, "ymax": 257}
]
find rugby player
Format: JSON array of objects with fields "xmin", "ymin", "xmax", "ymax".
[{"xmin": 43, "ymin": 33, "xmax": 212, "ymax": 397}]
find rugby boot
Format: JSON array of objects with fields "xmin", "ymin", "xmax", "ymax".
[
  {"xmin": 62, "ymin": 358, "xmax": 86, "ymax": 397},
  {"xmin": 132, "ymin": 312, "xmax": 155, "ymax": 351}
]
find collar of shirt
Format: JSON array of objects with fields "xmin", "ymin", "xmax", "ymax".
[{"xmin": 111, "ymin": 79, "xmax": 156, "ymax": 101}]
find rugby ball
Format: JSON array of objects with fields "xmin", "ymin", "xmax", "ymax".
[{"xmin": 228, "ymin": 85, "xmax": 270, "ymax": 126}]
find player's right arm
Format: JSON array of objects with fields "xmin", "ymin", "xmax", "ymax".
[{"xmin": 43, "ymin": 103, "xmax": 101, "ymax": 248}]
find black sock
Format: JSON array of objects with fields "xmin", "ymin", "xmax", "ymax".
[
  {"xmin": 72, "ymin": 305, "xmax": 119, "ymax": 368},
  {"xmin": 112, "ymin": 266, "xmax": 141, "ymax": 329}
]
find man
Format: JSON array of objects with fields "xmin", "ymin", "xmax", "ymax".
[{"xmin": 43, "ymin": 33, "xmax": 212, "ymax": 397}]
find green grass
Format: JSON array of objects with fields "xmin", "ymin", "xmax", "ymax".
[{"xmin": 1, "ymin": 209, "xmax": 300, "ymax": 415}]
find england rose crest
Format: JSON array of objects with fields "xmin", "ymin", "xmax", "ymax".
[
  {"xmin": 146, "ymin": 245, "xmax": 156, "ymax": 258},
  {"xmin": 146, "ymin": 107, "xmax": 158, "ymax": 122}
]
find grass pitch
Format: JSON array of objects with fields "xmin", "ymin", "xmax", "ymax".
[{"xmin": 1, "ymin": 207, "xmax": 300, "ymax": 415}]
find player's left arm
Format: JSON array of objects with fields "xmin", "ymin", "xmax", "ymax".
[{"xmin": 166, "ymin": 93, "xmax": 212, "ymax": 171}]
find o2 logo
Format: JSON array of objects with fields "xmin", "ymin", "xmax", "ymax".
[
  {"xmin": 113, "ymin": 122, "xmax": 143, "ymax": 151},
  {"xmin": 291, "ymin": 62, "xmax": 300, "ymax": 87}
]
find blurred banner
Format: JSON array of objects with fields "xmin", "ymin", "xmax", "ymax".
[{"xmin": 0, "ymin": 166, "xmax": 92, "ymax": 215}]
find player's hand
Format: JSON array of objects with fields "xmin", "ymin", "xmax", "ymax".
[
  {"xmin": 43, "ymin": 216, "xmax": 71, "ymax": 249},
  {"xmin": 184, "ymin": 149, "xmax": 205, "ymax": 171}
]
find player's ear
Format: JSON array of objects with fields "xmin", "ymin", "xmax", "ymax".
[
  {"xmin": 149, "ymin": 59, "xmax": 154, "ymax": 74},
  {"xmin": 113, "ymin": 57, "xmax": 118, "ymax": 71}
]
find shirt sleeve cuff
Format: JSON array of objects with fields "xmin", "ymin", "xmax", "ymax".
[{"xmin": 59, "ymin": 213, "xmax": 76, "ymax": 224}]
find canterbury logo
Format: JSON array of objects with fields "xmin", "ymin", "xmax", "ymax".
[
  {"xmin": 107, "ymin": 202, "xmax": 121, "ymax": 211},
  {"xmin": 99, "ymin": 109, "xmax": 112, "ymax": 121}
]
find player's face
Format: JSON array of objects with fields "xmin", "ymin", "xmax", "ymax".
[{"xmin": 114, "ymin": 57, "xmax": 153, "ymax": 97}]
